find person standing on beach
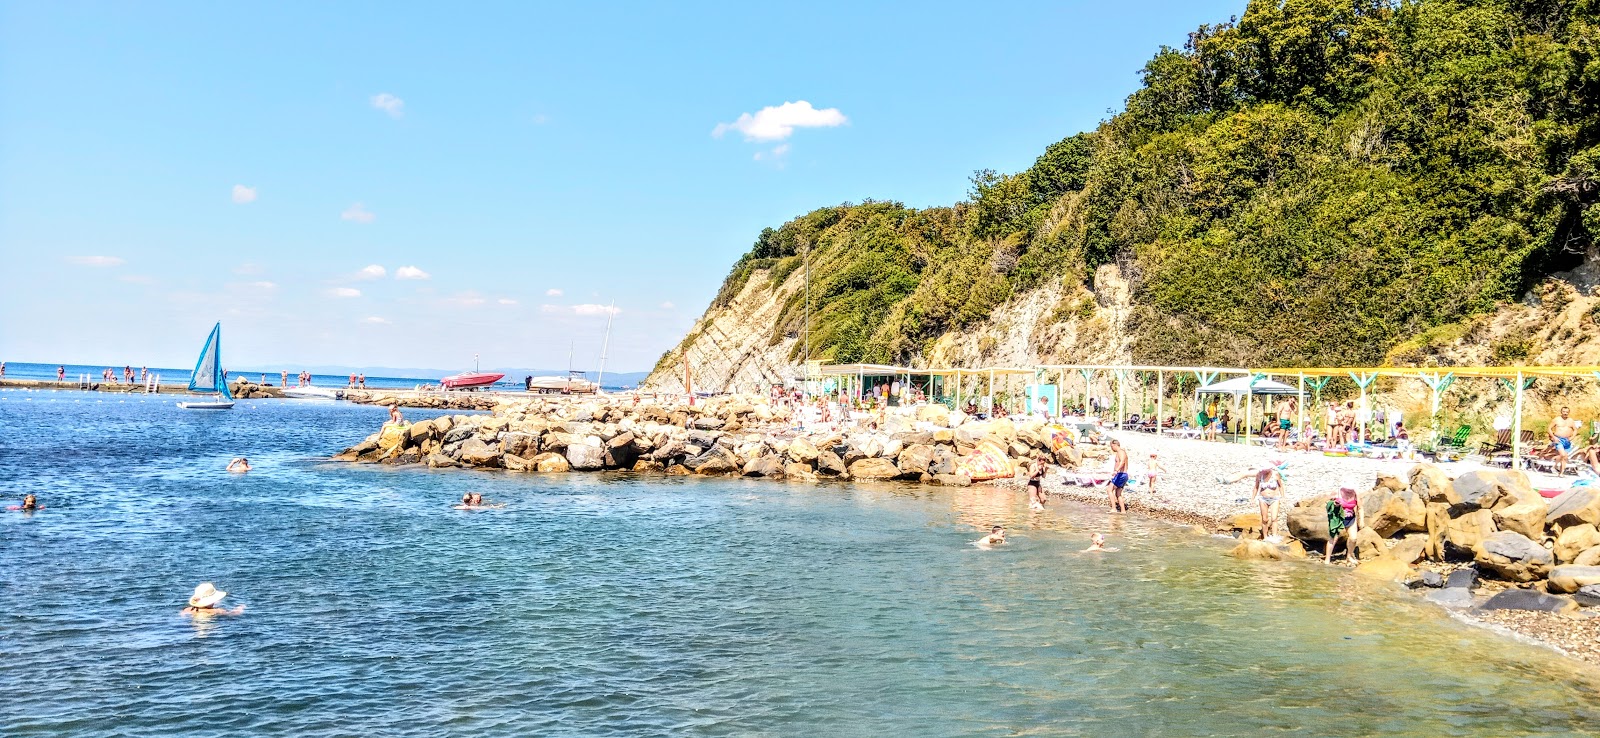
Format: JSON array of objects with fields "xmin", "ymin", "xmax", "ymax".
[
  {"xmin": 57, "ymin": 366, "xmax": 65, "ymax": 381},
  {"xmin": 1108, "ymin": 439, "xmax": 1129, "ymax": 513},
  {"xmin": 1252, "ymin": 463, "xmax": 1285, "ymax": 540},
  {"xmin": 1274, "ymin": 396, "xmax": 1296, "ymax": 448},
  {"xmin": 1026, "ymin": 454, "xmax": 1048, "ymax": 510},
  {"xmin": 0, "ymin": 361, "xmax": 5, "ymax": 380},
  {"xmin": 1145, "ymin": 453, "xmax": 1166, "ymax": 498},
  {"xmin": 1551, "ymin": 407, "xmax": 1581, "ymax": 475},
  {"xmin": 1324, "ymin": 480, "xmax": 1364, "ymax": 564}
]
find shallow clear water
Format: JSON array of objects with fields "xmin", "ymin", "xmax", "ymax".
[{"xmin": 4, "ymin": 390, "xmax": 1599, "ymax": 736}]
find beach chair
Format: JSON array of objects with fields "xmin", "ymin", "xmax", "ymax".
[
  {"xmin": 1477, "ymin": 428, "xmax": 1513, "ymax": 458},
  {"xmin": 1434, "ymin": 424, "xmax": 1472, "ymax": 456}
]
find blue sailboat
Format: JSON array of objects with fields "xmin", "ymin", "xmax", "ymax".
[{"xmin": 177, "ymin": 322, "xmax": 235, "ymax": 410}]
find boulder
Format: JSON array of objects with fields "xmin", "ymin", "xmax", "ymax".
[
  {"xmin": 1548, "ymin": 565, "xmax": 1600, "ymax": 594},
  {"xmin": 502, "ymin": 453, "xmax": 535, "ymax": 472},
  {"xmin": 1547, "ymin": 488, "xmax": 1600, "ymax": 532},
  {"xmin": 691, "ymin": 416, "xmax": 725, "ymax": 431},
  {"xmin": 1054, "ymin": 445, "xmax": 1082, "ymax": 468},
  {"xmin": 533, "ymin": 452, "xmax": 571, "ymax": 473},
  {"xmin": 1354, "ymin": 557, "xmax": 1415, "ymax": 583},
  {"xmin": 1478, "ymin": 589, "xmax": 1578, "ymax": 614},
  {"xmin": 1444, "ymin": 509, "xmax": 1496, "ymax": 557},
  {"xmin": 897, "ymin": 444, "xmax": 936, "ymax": 475},
  {"xmin": 1577, "ymin": 584, "xmax": 1600, "ymax": 608},
  {"xmin": 500, "ymin": 431, "xmax": 539, "ymax": 458},
  {"xmin": 1491, "ymin": 501, "xmax": 1548, "ymax": 540},
  {"xmin": 1375, "ymin": 473, "xmax": 1406, "ymax": 492},
  {"xmin": 1229, "ymin": 513, "xmax": 1264, "ymax": 541},
  {"xmin": 1408, "ymin": 464, "xmax": 1455, "ymax": 505},
  {"xmin": 816, "ymin": 450, "xmax": 847, "ymax": 476},
  {"xmin": 1412, "ymin": 570, "xmax": 1446, "ymax": 588},
  {"xmin": 686, "ymin": 449, "xmax": 739, "ymax": 476},
  {"xmin": 1286, "ymin": 497, "xmax": 1334, "ymax": 548},
  {"xmin": 742, "ymin": 455, "xmax": 785, "ymax": 478},
  {"xmin": 606, "ymin": 431, "xmax": 635, "ymax": 449},
  {"xmin": 1555, "ymin": 523, "xmax": 1600, "ymax": 564},
  {"xmin": 1426, "ymin": 587, "xmax": 1476, "ymax": 609},
  {"xmin": 1282, "ymin": 539, "xmax": 1309, "ymax": 559},
  {"xmin": 929, "ymin": 447, "xmax": 957, "ymax": 476},
  {"xmin": 425, "ymin": 453, "xmax": 459, "ymax": 469},
  {"xmin": 1446, "ymin": 569, "xmax": 1479, "ymax": 590},
  {"xmin": 1352, "ymin": 527, "xmax": 1392, "ymax": 562},
  {"xmin": 1229, "ymin": 540, "xmax": 1284, "ymax": 561},
  {"xmin": 1575, "ymin": 545, "xmax": 1600, "ymax": 568},
  {"xmin": 632, "ymin": 459, "xmax": 665, "ymax": 472},
  {"xmin": 932, "ymin": 428, "xmax": 956, "ymax": 444},
  {"xmin": 1474, "ymin": 531, "xmax": 1553, "ymax": 582},
  {"xmin": 916, "ymin": 404, "xmax": 950, "ymax": 426},
  {"xmin": 1388, "ymin": 534, "xmax": 1427, "ymax": 565},
  {"xmin": 663, "ymin": 463, "xmax": 691, "ymax": 475},
  {"xmin": 784, "ymin": 462, "xmax": 818, "ymax": 481},
  {"xmin": 1368, "ymin": 488, "xmax": 1428, "ymax": 538},
  {"xmin": 848, "ymin": 457, "xmax": 901, "ymax": 480},
  {"xmin": 565, "ymin": 437, "xmax": 605, "ymax": 471},
  {"xmin": 1452, "ymin": 469, "xmax": 1535, "ymax": 512},
  {"xmin": 457, "ymin": 438, "xmax": 502, "ymax": 468},
  {"xmin": 933, "ymin": 473, "xmax": 972, "ymax": 487},
  {"xmin": 787, "ymin": 437, "xmax": 820, "ymax": 463}
]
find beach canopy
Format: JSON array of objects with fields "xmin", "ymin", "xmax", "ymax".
[{"xmin": 1195, "ymin": 376, "xmax": 1300, "ymax": 396}]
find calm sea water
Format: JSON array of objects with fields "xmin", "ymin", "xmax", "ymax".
[{"xmin": 4, "ymin": 389, "xmax": 1599, "ymax": 736}]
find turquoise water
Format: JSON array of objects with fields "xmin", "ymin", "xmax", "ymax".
[{"xmin": 4, "ymin": 390, "xmax": 1599, "ymax": 736}]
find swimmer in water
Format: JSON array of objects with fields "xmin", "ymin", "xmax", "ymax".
[
  {"xmin": 15, "ymin": 493, "xmax": 40, "ymax": 511},
  {"xmin": 180, "ymin": 582, "xmax": 245, "ymax": 616},
  {"xmin": 1082, "ymin": 533, "xmax": 1118, "ymax": 553},
  {"xmin": 975, "ymin": 525, "xmax": 1007, "ymax": 547},
  {"xmin": 227, "ymin": 457, "xmax": 251, "ymax": 473}
]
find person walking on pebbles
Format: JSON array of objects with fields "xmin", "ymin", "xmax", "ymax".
[{"xmin": 1108, "ymin": 439, "xmax": 1130, "ymax": 513}]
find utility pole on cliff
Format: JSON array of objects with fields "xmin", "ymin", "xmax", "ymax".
[{"xmin": 803, "ymin": 238, "xmax": 811, "ymax": 400}]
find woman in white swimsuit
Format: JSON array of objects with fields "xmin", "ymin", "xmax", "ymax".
[{"xmin": 1252, "ymin": 465, "xmax": 1286, "ymax": 540}]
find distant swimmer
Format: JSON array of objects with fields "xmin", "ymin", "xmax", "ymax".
[
  {"xmin": 181, "ymin": 582, "xmax": 245, "ymax": 616},
  {"xmin": 227, "ymin": 457, "xmax": 252, "ymax": 473},
  {"xmin": 8, "ymin": 493, "xmax": 42, "ymax": 511},
  {"xmin": 454, "ymin": 492, "xmax": 504, "ymax": 510},
  {"xmin": 975, "ymin": 525, "xmax": 1007, "ymax": 548},
  {"xmin": 1082, "ymin": 533, "xmax": 1118, "ymax": 553}
]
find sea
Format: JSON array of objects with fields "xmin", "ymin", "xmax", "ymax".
[
  {"xmin": 0, "ymin": 361, "xmax": 631, "ymax": 392},
  {"xmin": 4, "ymin": 388, "xmax": 1600, "ymax": 736}
]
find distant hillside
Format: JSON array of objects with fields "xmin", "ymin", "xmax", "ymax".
[{"xmin": 648, "ymin": 0, "xmax": 1600, "ymax": 391}]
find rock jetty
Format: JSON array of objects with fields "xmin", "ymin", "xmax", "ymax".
[{"xmin": 332, "ymin": 395, "xmax": 1092, "ymax": 483}]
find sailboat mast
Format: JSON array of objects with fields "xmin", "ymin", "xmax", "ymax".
[
  {"xmin": 596, "ymin": 300, "xmax": 615, "ymax": 394},
  {"xmin": 567, "ymin": 341, "xmax": 574, "ymax": 393}
]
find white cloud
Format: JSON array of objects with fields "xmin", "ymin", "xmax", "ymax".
[
  {"xmin": 660, "ymin": 301, "xmax": 675, "ymax": 310},
  {"xmin": 539, "ymin": 304, "xmax": 562, "ymax": 314},
  {"xmin": 545, "ymin": 288, "xmax": 563, "ymax": 297},
  {"xmin": 713, "ymin": 101, "xmax": 847, "ymax": 142},
  {"xmin": 68, "ymin": 255, "xmax": 125, "ymax": 267},
  {"xmin": 572, "ymin": 303, "xmax": 621, "ymax": 316},
  {"xmin": 371, "ymin": 93, "xmax": 404, "ymax": 118},
  {"xmin": 231, "ymin": 184, "xmax": 258, "ymax": 204},
  {"xmin": 341, "ymin": 203, "xmax": 376, "ymax": 223},
  {"xmin": 249, "ymin": 281, "xmax": 277, "ymax": 289},
  {"xmin": 328, "ymin": 287, "xmax": 362, "ymax": 298},
  {"xmin": 395, "ymin": 265, "xmax": 430, "ymax": 280},
  {"xmin": 445, "ymin": 292, "xmax": 486, "ymax": 307},
  {"xmin": 362, "ymin": 316, "xmax": 390, "ymax": 324},
  {"xmin": 118, "ymin": 274, "xmax": 155, "ymax": 284},
  {"xmin": 753, "ymin": 143, "xmax": 791, "ymax": 163},
  {"xmin": 356, "ymin": 264, "xmax": 387, "ymax": 280},
  {"xmin": 498, "ymin": 298, "xmax": 518, "ymax": 305}
]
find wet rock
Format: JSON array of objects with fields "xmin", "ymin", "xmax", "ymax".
[
  {"xmin": 1549, "ymin": 565, "xmax": 1600, "ymax": 594},
  {"xmin": 1426, "ymin": 587, "xmax": 1475, "ymax": 608},
  {"xmin": 533, "ymin": 452, "xmax": 571, "ymax": 473},
  {"xmin": 632, "ymin": 459, "xmax": 665, "ymax": 472},
  {"xmin": 743, "ymin": 455, "xmax": 784, "ymax": 478},
  {"xmin": 1229, "ymin": 540, "xmax": 1283, "ymax": 561},
  {"xmin": 933, "ymin": 473, "xmax": 972, "ymax": 487},
  {"xmin": 458, "ymin": 438, "xmax": 502, "ymax": 468},
  {"xmin": 502, "ymin": 453, "xmax": 535, "ymax": 472},
  {"xmin": 1479, "ymin": 589, "xmax": 1578, "ymax": 614},
  {"xmin": 1354, "ymin": 557, "xmax": 1414, "ymax": 583},
  {"xmin": 848, "ymin": 457, "xmax": 901, "ymax": 480},
  {"xmin": 816, "ymin": 450, "xmax": 846, "ymax": 476},
  {"xmin": 425, "ymin": 453, "xmax": 458, "ymax": 468},
  {"xmin": 663, "ymin": 463, "xmax": 691, "ymax": 475},
  {"xmin": 1474, "ymin": 531, "xmax": 1553, "ymax": 583},
  {"xmin": 1408, "ymin": 570, "xmax": 1445, "ymax": 589},
  {"xmin": 784, "ymin": 462, "xmax": 818, "ymax": 481},
  {"xmin": 1230, "ymin": 513, "xmax": 1264, "ymax": 541},
  {"xmin": 1555, "ymin": 524, "xmax": 1600, "ymax": 564}
]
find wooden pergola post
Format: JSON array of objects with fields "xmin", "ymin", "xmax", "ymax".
[
  {"xmin": 1513, "ymin": 371, "xmax": 1525, "ymax": 470},
  {"xmin": 1156, "ymin": 370, "xmax": 1165, "ymax": 435}
]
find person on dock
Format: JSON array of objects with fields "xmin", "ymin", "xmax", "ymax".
[
  {"xmin": 181, "ymin": 582, "xmax": 245, "ymax": 616},
  {"xmin": 975, "ymin": 525, "xmax": 1006, "ymax": 547},
  {"xmin": 1252, "ymin": 462, "xmax": 1285, "ymax": 541},
  {"xmin": 1108, "ymin": 439, "xmax": 1129, "ymax": 513},
  {"xmin": 1, "ymin": 361, "xmax": 6, "ymax": 380},
  {"xmin": 1026, "ymin": 454, "xmax": 1048, "ymax": 510},
  {"xmin": 1324, "ymin": 479, "xmax": 1364, "ymax": 564},
  {"xmin": 227, "ymin": 458, "xmax": 251, "ymax": 473},
  {"xmin": 1551, "ymin": 407, "xmax": 1580, "ymax": 476},
  {"xmin": 57, "ymin": 366, "xmax": 64, "ymax": 381}
]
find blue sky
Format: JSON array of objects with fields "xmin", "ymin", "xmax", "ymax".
[{"xmin": 0, "ymin": 0, "xmax": 1242, "ymax": 372}]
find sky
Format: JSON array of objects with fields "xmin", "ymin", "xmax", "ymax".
[{"xmin": 0, "ymin": 0, "xmax": 1243, "ymax": 373}]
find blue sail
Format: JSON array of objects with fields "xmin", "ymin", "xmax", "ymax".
[{"xmin": 187, "ymin": 323, "xmax": 232, "ymax": 399}]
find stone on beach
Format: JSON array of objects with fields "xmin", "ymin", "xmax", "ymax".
[
  {"xmin": 1555, "ymin": 524, "xmax": 1600, "ymax": 564},
  {"xmin": 1478, "ymin": 589, "xmax": 1579, "ymax": 614},
  {"xmin": 1474, "ymin": 531, "xmax": 1554, "ymax": 583},
  {"xmin": 1547, "ymin": 566, "xmax": 1600, "ymax": 594}
]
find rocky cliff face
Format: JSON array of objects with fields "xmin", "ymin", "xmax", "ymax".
[{"xmin": 642, "ymin": 264, "xmax": 803, "ymax": 393}]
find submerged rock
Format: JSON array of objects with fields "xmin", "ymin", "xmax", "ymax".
[{"xmin": 1478, "ymin": 589, "xmax": 1578, "ymax": 614}]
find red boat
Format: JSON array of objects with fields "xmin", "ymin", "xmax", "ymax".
[{"xmin": 440, "ymin": 371, "xmax": 505, "ymax": 390}]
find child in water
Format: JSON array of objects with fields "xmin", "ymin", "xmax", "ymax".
[
  {"xmin": 1081, "ymin": 533, "xmax": 1118, "ymax": 553},
  {"xmin": 975, "ymin": 525, "xmax": 1006, "ymax": 547}
]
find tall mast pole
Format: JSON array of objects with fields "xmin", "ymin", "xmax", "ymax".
[{"xmin": 596, "ymin": 300, "xmax": 615, "ymax": 394}]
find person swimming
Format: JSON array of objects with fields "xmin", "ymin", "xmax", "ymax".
[
  {"xmin": 975, "ymin": 525, "xmax": 1007, "ymax": 547},
  {"xmin": 181, "ymin": 582, "xmax": 245, "ymax": 616},
  {"xmin": 1082, "ymin": 533, "xmax": 1118, "ymax": 552},
  {"xmin": 227, "ymin": 457, "xmax": 251, "ymax": 473},
  {"xmin": 11, "ymin": 493, "xmax": 41, "ymax": 511}
]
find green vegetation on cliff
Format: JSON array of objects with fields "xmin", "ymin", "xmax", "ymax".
[{"xmin": 694, "ymin": 0, "xmax": 1600, "ymax": 368}]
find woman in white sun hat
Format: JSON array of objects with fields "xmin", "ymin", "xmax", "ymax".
[{"xmin": 181, "ymin": 582, "xmax": 245, "ymax": 616}]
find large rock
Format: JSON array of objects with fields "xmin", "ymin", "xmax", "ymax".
[
  {"xmin": 1444, "ymin": 509, "xmax": 1496, "ymax": 557},
  {"xmin": 1575, "ymin": 545, "xmax": 1600, "ymax": 567},
  {"xmin": 1547, "ymin": 488, "xmax": 1600, "ymax": 532},
  {"xmin": 425, "ymin": 452, "xmax": 459, "ymax": 468},
  {"xmin": 533, "ymin": 452, "xmax": 571, "ymax": 473},
  {"xmin": 1368, "ymin": 488, "xmax": 1428, "ymax": 538},
  {"xmin": 787, "ymin": 437, "xmax": 819, "ymax": 463},
  {"xmin": 1577, "ymin": 584, "xmax": 1600, "ymax": 607},
  {"xmin": 848, "ymin": 457, "xmax": 901, "ymax": 480},
  {"xmin": 500, "ymin": 431, "xmax": 539, "ymax": 458},
  {"xmin": 784, "ymin": 462, "xmax": 818, "ymax": 481},
  {"xmin": 742, "ymin": 455, "xmax": 785, "ymax": 478},
  {"xmin": 1555, "ymin": 524, "xmax": 1600, "ymax": 564},
  {"xmin": 932, "ymin": 473, "xmax": 972, "ymax": 487},
  {"xmin": 1478, "ymin": 589, "xmax": 1578, "ymax": 614},
  {"xmin": 1548, "ymin": 565, "xmax": 1600, "ymax": 594},
  {"xmin": 1474, "ymin": 531, "xmax": 1554, "ymax": 582},
  {"xmin": 1388, "ymin": 535, "xmax": 1428, "ymax": 565},
  {"xmin": 916, "ymin": 404, "xmax": 950, "ymax": 426},
  {"xmin": 502, "ymin": 453, "xmax": 535, "ymax": 472},
  {"xmin": 1354, "ymin": 557, "xmax": 1415, "ymax": 583},
  {"xmin": 1229, "ymin": 540, "xmax": 1284, "ymax": 561},
  {"xmin": 896, "ymin": 444, "xmax": 936, "ymax": 475},
  {"xmin": 685, "ymin": 448, "xmax": 739, "ymax": 475},
  {"xmin": 1408, "ymin": 464, "xmax": 1455, "ymax": 505},
  {"xmin": 1491, "ymin": 501, "xmax": 1547, "ymax": 540},
  {"xmin": 565, "ymin": 439, "xmax": 605, "ymax": 471},
  {"xmin": 1352, "ymin": 527, "xmax": 1392, "ymax": 562},
  {"xmin": 1452, "ymin": 469, "xmax": 1536, "ymax": 512},
  {"xmin": 457, "ymin": 437, "xmax": 502, "ymax": 468},
  {"xmin": 816, "ymin": 450, "xmax": 846, "ymax": 476},
  {"xmin": 1287, "ymin": 497, "xmax": 1334, "ymax": 548}
]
